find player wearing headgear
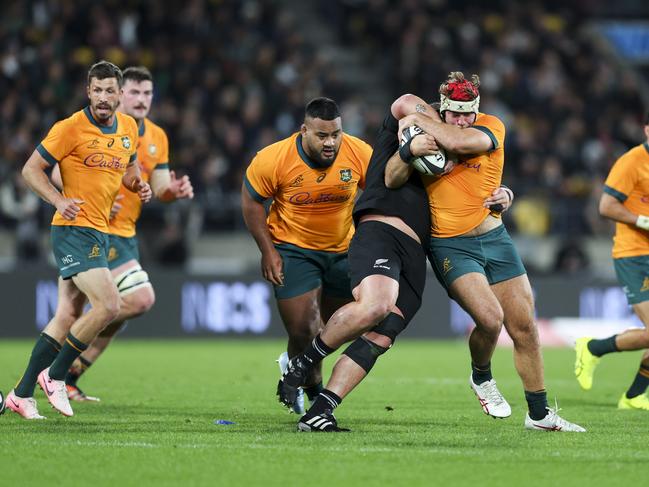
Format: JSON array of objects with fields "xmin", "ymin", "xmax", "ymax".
[
  {"xmin": 242, "ymin": 97, "xmax": 373, "ymax": 414},
  {"xmin": 277, "ymin": 93, "xmax": 514, "ymax": 432},
  {"xmin": 387, "ymin": 71, "xmax": 585, "ymax": 432},
  {"xmin": 575, "ymin": 112, "xmax": 649, "ymax": 411}
]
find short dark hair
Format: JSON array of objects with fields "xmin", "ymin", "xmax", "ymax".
[
  {"xmin": 87, "ymin": 60, "xmax": 123, "ymax": 87},
  {"xmin": 305, "ymin": 97, "xmax": 340, "ymax": 121},
  {"xmin": 123, "ymin": 66, "xmax": 153, "ymax": 84}
]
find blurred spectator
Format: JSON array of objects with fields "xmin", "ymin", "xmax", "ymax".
[
  {"xmin": 331, "ymin": 0, "xmax": 648, "ymax": 238},
  {"xmin": 0, "ymin": 171, "xmax": 41, "ymax": 261},
  {"xmin": 553, "ymin": 240, "xmax": 591, "ymax": 275},
  {"xmin": 2, "ymin": 0, "xmax": 649, "ymax": 269}
]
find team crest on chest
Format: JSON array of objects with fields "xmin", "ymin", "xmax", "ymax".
[
  {"xmin": 121, "ymin": 136, "xmax": 131, "ymax": 149},
  {"xmin": 339, "ymin": 169, "xmax": 352, "ymax": 182},
  {"xmin": 148, "ymin": 143, "xmax": 157, "ymax": 155}
]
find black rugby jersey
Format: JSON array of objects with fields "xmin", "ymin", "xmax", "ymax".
[{"xmin": 353, "ymin": 113, "xmax": 430, "ymax": 242}]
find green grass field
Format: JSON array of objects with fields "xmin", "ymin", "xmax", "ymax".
[{"xmin": 0, "ymin": 339, "xmax": 646, "ymax": 486}]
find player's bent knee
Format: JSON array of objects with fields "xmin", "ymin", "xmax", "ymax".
[
  {"xmin": 342, "ymin": 336, "xmax": 390, "ymax": 373},
  {"xmin": 475, "ymin": 309, "xmax": 504, "ymax": 335},
  {"xmin": 114, "ymin": 265, "xmax": 151, "ymax": 298},
  {"xmin": 127, "ymin": 286, "xmax": 156, "ymax": 315}
]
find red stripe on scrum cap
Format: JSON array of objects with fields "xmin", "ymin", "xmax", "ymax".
[{"xmin": 446, "ymin": 81, "xmax": 479, "ymax": 101}]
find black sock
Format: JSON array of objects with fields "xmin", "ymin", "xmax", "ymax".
[
  {"xmin": 471, "ymin": 361, "xmax": 492, "ymax": 385},
  {"xmin": 14, "ymin": 333, "xmax": 61, "ymax": 398},
  {"xmin": 525, "ymin": 390, "xmax": 549, "ymax": 420},
  {"xmin": 304, "ymin": 382, "xmax": 324, "ymax": 402},
  {"xmin": 302, "ymin": 334, "xmax": 336, "ymax": 367},
  {"xmin": 307, "ymin": 389, "xmax": 342, "ymax": 416},
  {"xmin": 587, "ymin": 335, "xmax": 618, "ymax": 357},
  {"xmin": 626, "ymin": 364, "xmax": 649, "ymax": 399},
  {"xmin": 65, "ymin": 356, "xmax": 93, "ymax": 387},
  {"xmin": 49, "ymin": 333, "xmax": 88, "ymax": 380}
]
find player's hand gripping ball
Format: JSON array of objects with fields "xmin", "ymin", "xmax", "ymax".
[{"xmin": 400, "ymin": 125, "xmax": 449, "ymax": 176}]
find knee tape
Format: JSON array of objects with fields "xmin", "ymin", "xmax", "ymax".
[
  {"xmin": 342, "ymin": 336, "xmax": 390, "ymax": 373},
  {"xmin": 114, "ymin": 265, "xmax": 150, "ymax": 296}
]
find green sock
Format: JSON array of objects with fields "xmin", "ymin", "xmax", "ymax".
[
  {"xmin": 14, "ymin": 333, "xmax": 61, "ymax": 398},
  {"xmin": 525, "ymin": 389, "xmax": 549, "ymax": 420},
  {"xmin": 49, "ymin": 333, "xmax": 88, "ymax": 380},
  {"xmin": 626, "ymin": 364, "xmax": 649, "ymax": 399},
  {"xmin": 587, "ymin": 335, "xmax": 618, "ymax": 357},
  {"xmin": 65, "ymin": 356, "xmax": 93, "ymax": 387},
  {"xmin": 471, "ymin": 361, "xmax": 493, "ymax": 384}
]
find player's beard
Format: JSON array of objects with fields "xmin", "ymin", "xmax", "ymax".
[
  {"xmin": 93, "ymin": 101, "xmax": 117, "ymax": 123},
  {"xmin": 305, "ymin": 140, "xmax": 339, "ymax": 167}
]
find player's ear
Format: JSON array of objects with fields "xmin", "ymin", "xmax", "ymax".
[{"xmin": 300, "ymin": 123, "xmax": 307, "ymax": 136}]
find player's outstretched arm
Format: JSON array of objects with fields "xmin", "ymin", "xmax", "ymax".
[
  {"xmin": 241, "ymin": 184, "xmax": 284, "ymax": 286},
  {"xmin": 22, "ymin": 150, "xmax": 83, "ymax": 220},
  {"xmin": 600, "ymin": 192, "xmax": 645, "ymax": 228},
  {"xmin": 150, "ymin": 169, "xmax": 194, "ymax": 202}
]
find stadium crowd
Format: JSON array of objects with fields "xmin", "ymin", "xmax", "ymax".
[
  {"xmin": 1, "ymin": 0, "xmax": 648, "ymax": 267},
  {"xmin": 329, "ymin": 0, "xmax": 647, "ymax": 238}
]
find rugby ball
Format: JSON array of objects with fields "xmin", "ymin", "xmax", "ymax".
[{"xmin": 400, "ymin": 125, "xmax": 448, "ymax": 176}]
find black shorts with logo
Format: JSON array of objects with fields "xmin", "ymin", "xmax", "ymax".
[{"xmin": 348, "ymin": 220, "xmax": 427, "ymax": 332}]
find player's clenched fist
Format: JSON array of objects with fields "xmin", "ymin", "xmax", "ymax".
[
  {"xmin": 132, "ymin": 176, "xmax": 152, "ymax": 203},
  {"xmin": 55, "ymin": 197, "xmax": 84, "ymax": 221},
  {"xmin": 170, "ymin": 170, "xmax": 194, "ymax": 200}
]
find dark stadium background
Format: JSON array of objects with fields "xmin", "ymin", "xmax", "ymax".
[{"xmin": 1, "ymin": 0, "xmax": 649, "ymax": 341}]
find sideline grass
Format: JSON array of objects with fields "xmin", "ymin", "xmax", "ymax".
[{"xmin": 0, "ymin": 339, "xmax": 646, "ymax": 486}]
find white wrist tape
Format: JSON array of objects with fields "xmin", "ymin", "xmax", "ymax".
[{"xmin": 636, "ymin": 215, "xmax": 649, "ymax": 230}]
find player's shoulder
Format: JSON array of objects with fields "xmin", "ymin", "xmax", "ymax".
[
  {"xmin": 255, "ymin": 133, "xmax": 298, "ymax": 161},
  {"xmin": 117, "ymin": 111, "xmax": 138, "ymax": 133},
  {"xmin": 143, "ymin": 117, "xmax": 167, "ymax": 137},
  {"xmin": 341, "ymin": 133, "xmax": 372, "ymax": 160},
  {"xmin": 54, "ymin": 108, "xmax": 86, "ymax": 131},
  {"xmin": 342, "ymin": 132, "xmax": 371, "ymax": 149},
  {"xmin": 617, "ymin": 143, "xmax": 649, "ymax": 165},
  {"xmin": 474, "ymin": 112, "xmax": 505, "ymax": 131}
]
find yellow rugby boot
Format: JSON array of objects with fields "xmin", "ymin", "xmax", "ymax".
[
  {"xmin": 618, "ymin": 393, "xmax": 649, "ymax": 410},
  {"xmin": 574, "ymin": 337, "xmax": 600, "ymax": 390}
]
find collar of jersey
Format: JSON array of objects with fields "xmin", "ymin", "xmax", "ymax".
[
  {"xmin": 84, "ymin": 106, "xmax": 118, "ymax": 134},
  {"xmin": 138, "ymin": 119, "xmax": 146, "ymax": 136},
  {"xmin": 644, "ymin": 142, "xmax": 649, "ymax": 155},
  {"xmin": 296, "ymin": 134, "xmax": 334, "ymax": 169}
]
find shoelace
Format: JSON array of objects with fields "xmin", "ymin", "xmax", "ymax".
[
  {"xmin": 544, "ymin": 400, "xmax": 578, "ymax": 430},
  {"xmin": 482, "ymin": 380, "xmax": 506, "ymax": 406}
]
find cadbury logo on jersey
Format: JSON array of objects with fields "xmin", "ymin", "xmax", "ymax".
[
  {"xmin": 289, "ymin": 192, "xmax": 351, "ymax": 205},
  {"xmin": 84, "ymin": 153, "xmax": 128, "ymax": 170}
]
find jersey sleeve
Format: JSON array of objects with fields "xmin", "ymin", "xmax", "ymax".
[
  {"xmin": 155, "ymin": 128, "xmax": 170, "ymax": 170},
  {"xmin": 37, "ymin": 119, "xmax": 74, "ymax": 165},
  {"xmin": 604, "ymin": 153, "xmax": 637, "ymax": 202},
  {"xmin": 355, "ymin": 138, "xmax": 374, "ymax": 189},
  {"xmin": 244, "ymin": 152, "xmax": 277, "ymax": 203},
  {"xmin": 472, "ymin": 115, "xmax": 505, "ymax": 152},
  {"xmin": 129, "ymin": 119, "xmax": 139, "ymax": 164}
]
